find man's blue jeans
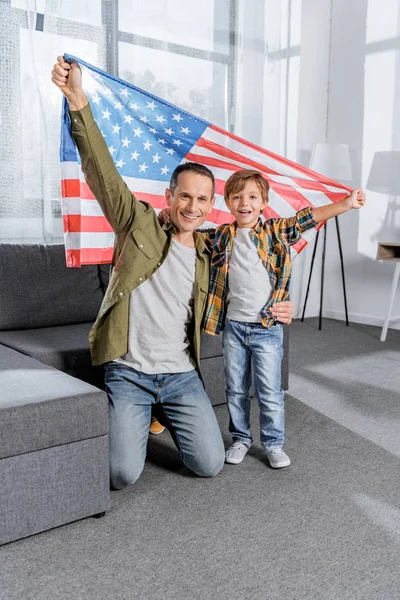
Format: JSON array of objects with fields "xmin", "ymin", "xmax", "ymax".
[
  {"xmin": 222, "ymin": 319, "xmax": 285, "ymax": 450},
  {"xmin": 105, "ymin": 363, "xmax": 225, "ymax": 489}
]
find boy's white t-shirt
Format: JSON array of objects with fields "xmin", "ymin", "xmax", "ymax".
[{"xmin": 226, "ymin": 227, "xmax": 272, "ymax": 323}]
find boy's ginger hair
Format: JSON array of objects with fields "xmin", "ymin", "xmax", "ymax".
[{"xmin": 224, "ymin": 169, "xmax": 270, "ymax": 203}]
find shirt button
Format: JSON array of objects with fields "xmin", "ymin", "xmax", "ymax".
[
  {"xmin": 73, "ymin": 118, "xmax": 77, "ymax": 123},
  {"xmin": 119, "ymin": 291, "xmax": 124, "ymax": 296},
  {"xmin": 139, "ymin": 243, "xmax": 144, "ymax": 248},
  {"xmin": 157, "ymin": 262, "xmax": 161, "ymax": 266},
  {"xmin": 102, "ymin": 308, "xmax": 106, "ymax": 312},
  {"xmin": 138, "ymin": 277, "xmax": 143, "ymax": 282}
]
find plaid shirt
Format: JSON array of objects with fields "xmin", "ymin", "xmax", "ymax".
[{"xmin": 202, "ymin": 207, "xmax": 316, "ymax": 335}]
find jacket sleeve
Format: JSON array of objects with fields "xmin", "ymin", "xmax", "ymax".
[
  {"xmin": 69, "ymin": 104, "xmax": 140, "ymax": 234},
  {"xmin": 273, "ymin": 206, "xmax": 316, "ymax": 246}
]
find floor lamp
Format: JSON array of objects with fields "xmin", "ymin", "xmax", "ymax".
[{"xmin": 301, "ymin": 143, "xmax": 352, "ymax": 330}]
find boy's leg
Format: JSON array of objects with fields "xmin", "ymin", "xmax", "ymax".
[
  {"xmin": 222, "ymin": 320, "xmax": 253, "ymax": 447},
  {"xmin": 250, "ymin": 325, "xmax": 285, "ymax": 451},
  {"xmin": 158, "ymin": 370, "xmax": 225, "ymax": 477},
  {"xmin": 105, "ymin": 362, "xmax": 154, "ymax": 490}
]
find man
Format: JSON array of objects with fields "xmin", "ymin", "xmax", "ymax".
[{"xmin": 51, "ymin": 56, "xmax": 294, "ymax": 489}]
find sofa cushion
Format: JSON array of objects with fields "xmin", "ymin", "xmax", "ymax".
[
  {"xmin": 0, "ymin": 344, "xmax": 108, "ymax": 459},
  {"xmin": 200, "ymin": 332, "xmax": 223, "ymax": 359},
  {"xmin": 0, "ymin": 323, "xmax": 93, "ymax": 371},
  {"xmin": 0, "ymin": 244, "xmax": 104, "ymax": 330}
]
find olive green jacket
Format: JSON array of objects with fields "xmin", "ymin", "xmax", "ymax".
[{"xmin": 70, "ymin": 104, "xmax": 211, "ymax": 371}]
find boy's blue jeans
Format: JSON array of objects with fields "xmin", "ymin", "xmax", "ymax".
[
  {"xmin": 105, "ymin": 362, "xmax": 225, "ymax": 489},
  {"xmin": 222, "ymin": 319, "xmax": 285, "ymax": 450}
]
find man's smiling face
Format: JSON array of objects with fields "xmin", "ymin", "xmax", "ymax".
[{"xmin": 165, "ymin": 171, "xmax": 215, "ymax": 234}]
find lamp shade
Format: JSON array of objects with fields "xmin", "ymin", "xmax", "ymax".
[
  {"xmin": 366, "ymin": 151, "xmax": 400, "ymax": 195},
  {"xmin": 309, "ymin": 143, "xmax": 352, "ymax": 182}
]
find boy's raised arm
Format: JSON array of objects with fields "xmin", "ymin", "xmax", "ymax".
[{"xmin": 313, "ymin": 189, "xmax": 366, "ymax": 223}]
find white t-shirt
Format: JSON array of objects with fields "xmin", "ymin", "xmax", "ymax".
[
  {"xmin": 226, "ymin": 228, "xmax": 272, "ymax": 323},
  {"xmin": 117, "ymin": 239, "xmax": 196, "ymax": 374}
]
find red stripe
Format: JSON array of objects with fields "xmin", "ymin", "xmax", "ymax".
[
  {"xmin": 209, "ymin": 125, "xmax": 351, "ymax": 191},
  {"xmin": 268, "ymin": 181, "xmax": 311, "ymax": 211},
  {"xmin": 62, "ymin": 179, "xmax": 82, "ymax": 198},
  {"xmin": 65, "ymin": 247, "xmax": 114, "ymax": 268},
  {"xmin": 195, "ymin": 138, "xmax": 280, "ymax": 176},
  {"xmin": 63, "ymin": 215, "xmax": 114, "ymax": 234},
  {"xmin": 186, "ymin": 152, "xmax": 246, "ymax": 174},
  {"xmin": 263, "ymin": 205, "xmax": 280, "ymax": 220}
]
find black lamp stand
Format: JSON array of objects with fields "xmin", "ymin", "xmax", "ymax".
[{"xmin": 300, "ymin": 216, "xmax": 349, "ymax": 330}]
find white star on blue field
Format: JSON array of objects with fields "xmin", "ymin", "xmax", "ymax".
[{"xmin": 81, "ymin": 63, "xmax": 210, "ymax": 182}]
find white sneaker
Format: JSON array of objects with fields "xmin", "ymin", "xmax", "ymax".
[
  {"xmin": 266, "ymin": 448, "xmax": 291, "ymax": 469},
  {"xmin": 225, "ymin": 442, "xmax": 250, "ymax": 465}
]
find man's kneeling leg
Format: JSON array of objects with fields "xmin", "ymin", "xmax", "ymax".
[
  {"xmin": 105, "ymin": 363, "xmax": 153, "ymax": 490},
  {"xmin": 159, "ymin": 370, "xmax": 225, "ymax": 477}
]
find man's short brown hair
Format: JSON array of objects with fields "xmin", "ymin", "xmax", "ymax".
[{"xmin": 224, "ymin": 169, "xmax": 269, "ymax": 203}]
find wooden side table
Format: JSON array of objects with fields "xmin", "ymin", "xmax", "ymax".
[{"xmin": 377, "ymin": 242, "xmax": 400, "ymax": 341}]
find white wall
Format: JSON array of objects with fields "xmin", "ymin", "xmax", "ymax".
[{"xmin": 291, "ymin": 0, "xmax": 400, "ymax": 331}]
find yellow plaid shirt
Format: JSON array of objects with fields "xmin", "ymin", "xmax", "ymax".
[{"xmin": 203, "ymin": 207, "xmax": 316, "ymax": 335}]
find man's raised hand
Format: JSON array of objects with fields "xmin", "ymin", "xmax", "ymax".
[{"xmin": 51, "ymin": 56, "xmax": 88, "ymax": 110}]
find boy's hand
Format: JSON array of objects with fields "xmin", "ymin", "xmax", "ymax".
[
  {"xmin": 271, "ymin": 301, "xmax": 294, "ymax": 325},
  {"xmin": 346, "ymin": 188, "xmax": 366, "ymax": 210},
  {"xmin": 158, "ymin": 207, "xmax": 171, "ymax": 225}
]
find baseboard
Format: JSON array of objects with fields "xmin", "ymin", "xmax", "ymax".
[{"xmin": 309, "ymin": 309, "xmax": 400, "ymax": 330}]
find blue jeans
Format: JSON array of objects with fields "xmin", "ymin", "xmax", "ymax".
[
  {"xmin": 222, "ymin": 319, "xmax": 285, "ymax": 450},
  {"xmin": 105, "ymin": 363, "xmax": 225, "ymax": 489}
]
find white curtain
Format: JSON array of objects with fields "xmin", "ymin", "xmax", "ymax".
[{"xmin": 0, "ymin": 0, "xmax": 301, "ymax": 244}]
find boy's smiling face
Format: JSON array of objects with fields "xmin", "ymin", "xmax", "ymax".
[{"xmin": 225, "ymin": 179, "xmax": 267, "ymax": 228}]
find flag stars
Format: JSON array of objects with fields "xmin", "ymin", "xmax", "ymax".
[
  {"xmin": 158, "ymin": 138, "xmax": 167, "ymax": 145},
  {"xmin": 156, "ymin": 115, "xmax": 167, "ymax": 124},
  {"xmin": 112, "ymin": 124, "xmax": 121, "ymax": 134},
  {"xmin": 173, "ymin": 139, "xmax": 183, "ymax": 146},
  {"xmin": 164, "ymin": 128, "xmax": 173, "ymax": 136},
  {"xmin": 114, "ymin": 102, "xmax": 123, "ymax": 110},
  {"xmin": 143, "ymin": 140, "xmax": 152, "ymax": 151},
  {"xmin": 133, "ymin": 127, "xmax": 143, "ymax": 137},
  {"xmin": 104, "ymin": 88, "xmax": 113, "ymax": 96},
  {"xmin": 139, "ymin": 162, "xmax": 148, "ymax": 173},
  {"xmin": 130, "ymin": 102, "xmax": 140, "ymax": 111},
  {"xmin": 131, "ymin": 150, "xmax": 140, "ymax": 160},
  {"xmin": 121, "ymin": 137, "xmax": 131, "ymax": 148},
  {"xmin": 172, "ymin": 113, "xmax": 183, "ymax": 122},
  {"xmin": 161, "ymin": 166, "xmax": 170, "ymax": 175},
  {"xmin": 102, "ymin": 108, "xmax": 111, "ymax": 120},
  {"xmin": 120, "ymin": 88, "xmax": 130, "ymax": 98},
  {"xmin": 140, "ymin": 115, "xmax": 149, "ymax": 124},
  {"xmin": 124, "ymin": 115, "xmax": 133, "ymax": 124},
  {"xmin": 181, "ymin": 126, "xmax": 190, "ymax": 135},
  {"xmin": 116, "ymin": 159, "xmax": 126, "ymax": 168},
  {"xmin": 147, "ymin": 101, "xmax": 156, "ymax": 110},
  {"xmin": 91, "ymin": 93, "xmax": 101, "ymax": 104},
  {"xmin": 152, "ymin": 153, "xmax": 161, "ymax": 163},
  {"xmin": 108, "ymin": 145, "xmax": 117, "ymax": 155},
  {"xmin": 166, "ymin": 148, "xmax": 175, "ymax": 155},
  {"xmin": 148, "ymin": 127, "xmax": 157, "ymax": 134}
]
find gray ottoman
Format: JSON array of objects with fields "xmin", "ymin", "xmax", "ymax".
[{"xmin": 0, "ymin": 345, "xmax": 110, "ymax": 545}]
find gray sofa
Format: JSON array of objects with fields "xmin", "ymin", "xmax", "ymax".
[{"xmin": 0, "ymin": 243, "xmax": 288, "ymax": 544}]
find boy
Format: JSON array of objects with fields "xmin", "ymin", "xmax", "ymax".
[{"xmin": 204, "ymin": 169, "xmax": 365, "ymax": 468}]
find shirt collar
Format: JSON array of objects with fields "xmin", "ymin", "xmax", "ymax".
[{"xmin": 229, "ymin": 217, "xmax": 264, "ymax": 237}]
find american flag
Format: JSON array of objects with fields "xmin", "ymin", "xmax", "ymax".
[{"xmin": 60, "ymin": 54, "xmax": 351, "ymax": 267}]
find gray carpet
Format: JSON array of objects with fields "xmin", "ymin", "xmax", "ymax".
[{"xmin": 1, "ymin": 318, "xmax": 400, "ymax": 600}]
